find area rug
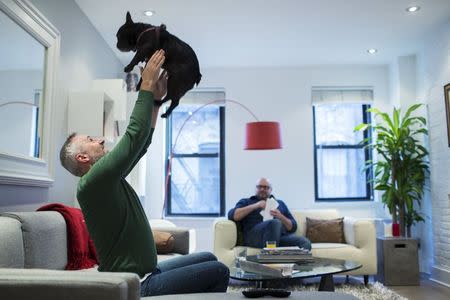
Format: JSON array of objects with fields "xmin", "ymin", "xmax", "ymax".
[{"xmin": 228, "ymin": 280, "xmax": 407, "ymax": 300}]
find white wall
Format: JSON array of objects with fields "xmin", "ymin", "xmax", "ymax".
[
  {"xmin": 416, "ymin": 19, "xmax": 450, "ymax": 286},
  {"xmin": 0, "ymin": 0, "xmax": 123, "ymax": 210},
  {"xmin": 145, "ymin": 65, "xmax": 391, "ymax": 252},
  {"xmin": 390, "ymin": 55, "xmax": 434, "ymax": 274}
]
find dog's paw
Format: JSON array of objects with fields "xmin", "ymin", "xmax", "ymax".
[
  {"xmin": 124, "ymin": 65, "xmax": 133, "ymax": 73},
  {"xmin": 160, "ymin": 112, "xmax": 169, "ymax": 118}
]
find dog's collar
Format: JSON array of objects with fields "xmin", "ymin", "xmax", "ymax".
[{"xmin": 136, "ymin": 26, "xmax": 161, "ymax": 48}]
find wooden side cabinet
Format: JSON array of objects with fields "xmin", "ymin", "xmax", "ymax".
[{"xmin": 376, "ymin": 237, "xmax": 420, "ymax": 285}]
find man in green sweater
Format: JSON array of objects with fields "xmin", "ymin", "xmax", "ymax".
[{"xmin": 60, "ymin": 50, "xmax": 229, "ymax": 296}]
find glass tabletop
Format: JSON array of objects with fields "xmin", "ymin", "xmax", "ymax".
[{"xmin": 229, "ymin": 256, "xmax": 362, "ymax": 281}]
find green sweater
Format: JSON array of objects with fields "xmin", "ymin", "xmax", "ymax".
[{"xmin": 77, "ymin": 90, "xmax": 157, "ymax": 278}]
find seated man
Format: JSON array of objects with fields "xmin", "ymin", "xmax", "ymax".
[
  {"xmin": 228, "ymin": 178, "xmax": 311, "ymax": 250},
  {"xmin": 59, "ymin": 50, "xmax": 229, "ymax": 297}
]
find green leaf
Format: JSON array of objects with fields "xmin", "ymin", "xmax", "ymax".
[
  {"xmin": 403, "ymin": 103, "xmax": 422, "ymax": 122},
  {"xmin": 393, "ymin": 107, "xmax": 400, "ymax": 129},
  {"xmin": 354, "ymin": 123, "xmax": 369, "ymax": 132},
  {"xmin": 367, "ymin": 108, "xmax": 382, "ymax": 115}
]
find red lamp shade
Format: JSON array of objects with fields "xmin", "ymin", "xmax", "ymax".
[{"xmin": 244, "ymin": 121, "xmax": 282, "ymax": 150}]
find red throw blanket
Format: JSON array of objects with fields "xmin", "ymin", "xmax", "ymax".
[{"xmin": 37, "ymin": 203, "xmax": 98, "ymax": 270}]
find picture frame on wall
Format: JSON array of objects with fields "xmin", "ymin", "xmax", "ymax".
[{"xmin": 445, "ymin": 84, "xmax": 450, "ymax": 147}]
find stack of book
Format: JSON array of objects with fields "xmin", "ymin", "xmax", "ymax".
[
  {"xmin": 256, "ymin": 246, "xmax": 313, "ymax": 263},
  {"xmin": 239, "ymin": 260, "xmax": 297, "ymax": 277}
]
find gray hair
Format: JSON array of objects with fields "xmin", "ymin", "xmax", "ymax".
[{"xmin": 59, "ymin": 133, "xmax": 84, "ymax": 177}]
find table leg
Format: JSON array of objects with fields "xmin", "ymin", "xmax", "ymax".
[{"xmin": 318, "ymin": 274, "xmax": 335, "ymax": 292}]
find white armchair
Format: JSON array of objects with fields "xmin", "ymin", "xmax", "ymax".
[{"xmin": 213, "ymin": 209, "xmax": 377, "ymax": 281}]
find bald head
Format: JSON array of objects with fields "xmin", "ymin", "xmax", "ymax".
[{"xmin": 255, "ymin": 177, "xmax": 272, "ymax": 200}]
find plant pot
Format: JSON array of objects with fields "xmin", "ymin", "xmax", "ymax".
[{"xmin": 392, "ymin": 223, "xmax": 400, "ymax": 237}]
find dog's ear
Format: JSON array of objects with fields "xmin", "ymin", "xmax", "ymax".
[
  {"xmin": 160, "ymin": 24, "xmax": 167, "ymax": 31},
  {"xmin": 126, "ymin": 11, "xmax": 134, "ymax": 24}
]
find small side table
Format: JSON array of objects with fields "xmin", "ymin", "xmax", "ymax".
[{"xmin": 376, "ymin": 237, "xmax": 419, "ymax": 285}]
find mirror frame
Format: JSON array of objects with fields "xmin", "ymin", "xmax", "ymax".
[{"xmin": 0, "ymin": 0, "xmax": 59, "ymax": 187}]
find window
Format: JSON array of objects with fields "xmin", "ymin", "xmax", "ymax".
[
  {"xmin": 313, "ymin": 102, "xmax": 372, "ymax": 201},
  {"xmin": 165, "ymin": 102, "xmax": 225, "ymax": 216}
]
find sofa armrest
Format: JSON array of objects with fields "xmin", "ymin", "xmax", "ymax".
[
  {"xmin": 154, "ymin": 227, "xmax": 193, "ymax": 255},
  {"xmin": 343, "ymin": 218, "xmax": 377, "ymax": 274},
  {"xmin": 343, "ymin": 218, "xmax": 376, "ymax": 249},
  {"xmin": 213, "ymin": 219, "xmax": 237, "ymax": 266},
  {"xmin": 0, "ymin": 268, "xmax": 140, "ymax": 300}
]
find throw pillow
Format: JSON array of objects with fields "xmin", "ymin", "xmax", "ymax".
[
  {"xmin": 305, "ymin": 217, "xmax": 346, "ymax": 243},
  {"xmin": 153, "ymin": 230, "xmax": 175, "ymax": 254}
]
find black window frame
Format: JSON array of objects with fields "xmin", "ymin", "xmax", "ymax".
[
  {"xmin": 165, "ymin": 106, "xmax": 225, "ymax": 217},
  {"xmin": 313, "ymin": 104, "xmax": 373, "ymax": 202}
]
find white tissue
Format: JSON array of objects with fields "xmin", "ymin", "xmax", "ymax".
[{"xmin": 260, "ymin": 196, "xmax": 279, "ymax": 221}]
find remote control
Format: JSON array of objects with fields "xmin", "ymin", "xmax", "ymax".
[{"xmin": 242, "ymin": 288, "xmax": 291, "ymax": 298}]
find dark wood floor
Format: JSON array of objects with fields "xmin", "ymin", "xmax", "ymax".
[
  {"xmin": 230, "ymin": 274, "xmax": 450, "ymax": 299},
  {"xmin": 389, "ymin": 278, "xmax": 450, "ymax": 300},
  {"xmin": 349, "ymin": 274, "xmax": 450, "ymax": 300},
  {"xmin": 305, "ymin": 274, "xmax": 450, "ymax": 299}
]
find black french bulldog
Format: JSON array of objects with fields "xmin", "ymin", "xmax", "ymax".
[{"xmin": 116, "ymin": 12, "xmax": 202, "ymax": 118}]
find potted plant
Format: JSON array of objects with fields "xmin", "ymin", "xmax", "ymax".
[{"xmin": 355, "ymin": 104, "xmax": 429, "ymax": 237}]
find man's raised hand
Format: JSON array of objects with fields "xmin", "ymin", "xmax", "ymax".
[{"xmin": 140, "ymin": 50, "xmax": 165, "ymax": 93}]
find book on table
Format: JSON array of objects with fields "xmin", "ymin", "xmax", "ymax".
[
  {"xmin": 257, "ymin": 246, "xmax": 313, "ymax": 262},
  {"xmin": 239, "ymin": 259, "xmax": 298, "ymax": 277}
]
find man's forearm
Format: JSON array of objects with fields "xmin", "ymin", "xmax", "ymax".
[
  {"xmin": 151, "ymin": 101, "xmax": 161, "ymax": 129},
  {"xmin": 278, "ymin": 214, "xmax": 293, "ymax": 231},
  {"xmin": 233, "ymin": 204, "xmax": 258, "ymax": 221}
]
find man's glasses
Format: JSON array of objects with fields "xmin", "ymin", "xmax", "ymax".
[{"xmin": 256, "ymin": 185, "xmax": 271, "ymax": 190}]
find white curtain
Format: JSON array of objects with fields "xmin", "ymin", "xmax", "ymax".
[
  {"xmin": 312, "ymin": 89, "xmax": 373, "ymax": 105},
  {"xmin": 180, "ymin": 90, "xmax": 226, "ymax": 106}
]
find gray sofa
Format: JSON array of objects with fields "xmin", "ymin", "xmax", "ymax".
[
  {"xmin": 0, "ymin": 211, "xmax": 358, "ymax": 300},
  {"xmin": 0, "ymin": 211, "xmax": 191, "ymax": 300}
]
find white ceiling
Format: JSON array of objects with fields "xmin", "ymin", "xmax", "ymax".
[{"xmin": 76, "ymin": 0, "xmax": 450, "ymax": 68}]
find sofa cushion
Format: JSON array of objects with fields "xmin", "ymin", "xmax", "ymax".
[
  {"xmin": 306, "ymin": 217, "xmax": 346, "ymax": 243},
  {"xmin": 153, "ymin": 231, "xmax": 175, "ymax": 254},
  {"xmin": 0, "ymin": 268, "xmax": 140, "ymax": 300},
  {"xmin": 311, "ymin": 243, "xmax": 363, "ymax": 264},
  {"xmin": 1, "ymin": 212, "xmax": 68, "ymax": 270},
  {"xmin": 157, "ymin": 254, "xmax": 182, "ymax": 262},
  {"xmin": 0, "ymin": 216, "xmax": 25, "ymax": 268},
  {"xmin": 312, "ymin": 243, "xmax": 351, "ymax": 250}
]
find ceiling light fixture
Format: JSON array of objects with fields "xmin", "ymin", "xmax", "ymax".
[
  {"xmin": 367, "ymin": 49, "xmax": 378, "ymax": 54},
  {"xmin": 144, "ymin": 10, "xmax": 154, "ymax": 17},
  {"xmin": 406, "ymin": 6, "xmax": 420, "ymax": 13}
]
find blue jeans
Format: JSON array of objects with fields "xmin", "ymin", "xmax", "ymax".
[
  {"xmin": 140, "ymin": 252, "xmax": 229, "ymax": 297},
  {"xmin": 244, "ymin": 219, "xmax": 312, "ymax": 250}
]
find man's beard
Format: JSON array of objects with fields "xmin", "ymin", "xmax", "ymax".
[
  {"xmin": 257, "ymin": 193, "xmax": 269, "ymax": 200},
  {"xmin": 91, "ymin": 151, "xmax": 107, "ymax": 164}
]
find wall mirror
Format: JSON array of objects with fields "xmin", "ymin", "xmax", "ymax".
[{"xmin": 0, "ymin": 0, "xmax": 59, "ymax": 186}]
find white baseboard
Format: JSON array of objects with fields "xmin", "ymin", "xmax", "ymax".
[{"xmin": 430, "ymin": 265, "xmax": 450, "ymax": 287}]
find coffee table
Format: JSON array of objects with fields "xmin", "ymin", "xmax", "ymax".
[{"xmin": 229, "ymin": 256, "xmax": 362, "ymax": 292}]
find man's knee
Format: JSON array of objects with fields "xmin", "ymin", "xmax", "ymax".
[
  {"xmin": 196, "ymin": 251, "xmax": 218, "ymax": 262},
  {"xmin": 301, "ymin": 237, "xmax": 312, "ymax": 250},
  {"xmin": 266, "ymin": 219, "xmax": 282, "ymax": 230},
  {"xmin": 207, "ymin": 261, "xmax": 230, "ymax": 285},
  {"xmin": 217, "ymin": 261, "xmax": 230, "ymax": 278}
]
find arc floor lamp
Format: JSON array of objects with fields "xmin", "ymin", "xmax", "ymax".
[{"xmin": 162, "ymin": 98, "xmax": 282, "ymax": 217}]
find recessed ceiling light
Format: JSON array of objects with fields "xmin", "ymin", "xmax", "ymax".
[
  {"xmin": 406, "ymin": 6, "xmax": 420, "ymax": 13},
  {"xmin": 144, "ymin": 10, "xmax": 154, "ymax": 17},
  {"xmin": 367, "ymin": 49, "xmax": 378, "ymax": 54}
]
